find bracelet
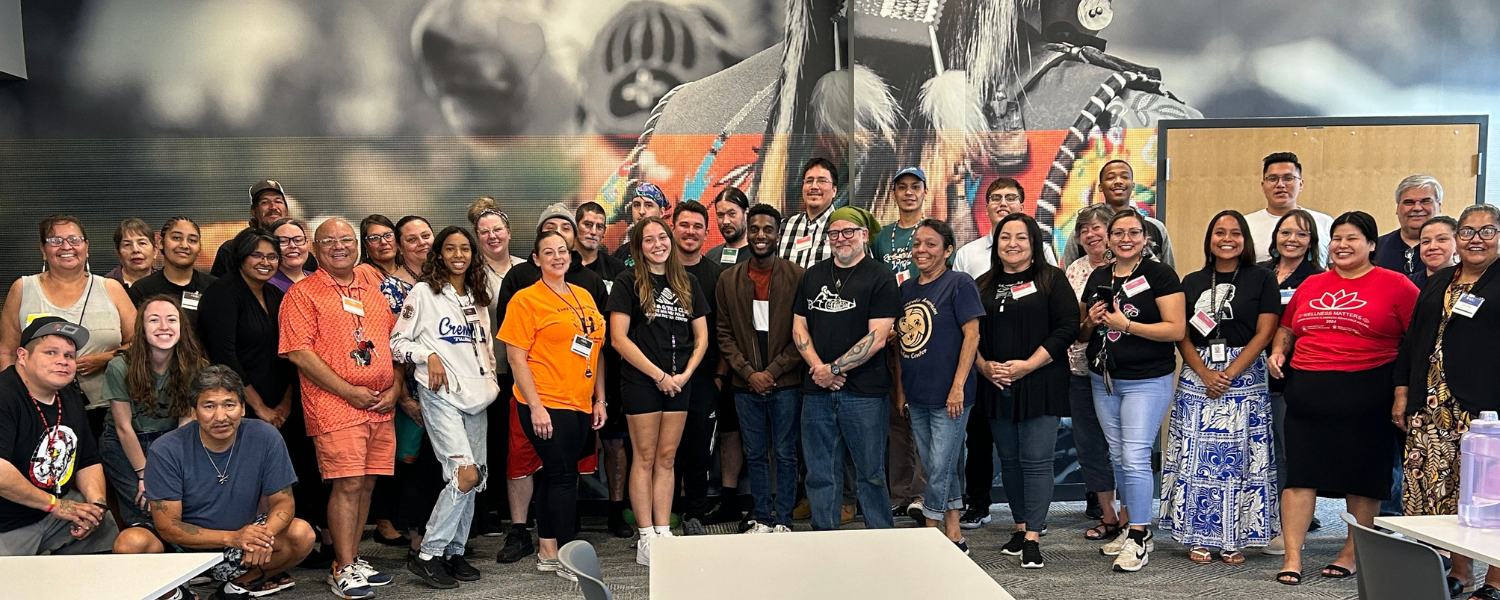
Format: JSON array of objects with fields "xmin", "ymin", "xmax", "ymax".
[
  {"xmin": 1124, "ymin": 320, "xmax": 1133, "ymax": 335},
  {"xmin": 656, "ymin": 372, "xmax": 667, "ymax": 383},
  {"xmin": 44, "ymin": 495, "xmax": 56, "ymax": 513}
]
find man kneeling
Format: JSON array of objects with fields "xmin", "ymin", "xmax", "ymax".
[{"xmin": 113, "ymin": 365, "xmax": 313, "ymax": 600}]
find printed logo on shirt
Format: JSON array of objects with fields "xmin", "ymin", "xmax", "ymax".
[
  {"xmin": 806, "ymin": 286, "xmax": 856, "ymax": 313},
  {"xmin": 899, "ymin": 299, "xmax": 934, "ymax": 359},
  {"xmin": 1122, "ymin": 303, "xmax": 1140, "ymax": 318},
  {"xmin": 1192, "ymin": 284, "xmax": 1236, "ymax": 321},
  {"xmin": 401, "ymin": 303, "xmax": 416, "ymax": 321},
  {"xmin": 653, "ymin": 287, "xmax": 690, "ymax": 322},
  {"xmin": 882, "ymin": 247, "xmax": 912, "ymax": 275},
  {"xmin": 437, "ymin": 317, "xmax": 477, "ymax": 344},
  {"xmin": 1309, "ymin": 289, "xmax": 1365, "ymax": 311},
  {"xmin": 29, "ymin": 425, "xmax": 78, "ymax": 494}
]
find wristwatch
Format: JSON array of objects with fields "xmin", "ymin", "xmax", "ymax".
[{"xmin": 829, "ymin": 364, "xmax": 843, "ymax": 376}]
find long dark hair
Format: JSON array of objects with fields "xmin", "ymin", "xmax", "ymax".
[
  {"xmin": 124, "ymin": 295, "xmax": 208, "ymax": 419},
  {"xmin": 629, "ymin": 217, "xmax": 693, "ymax": 320},
  {"xmin": 359, "ymin": 214, "xmax": 396, "ymax": 272},
  {"xmin": 979, "ymin": 213, "xmax": 1054, "ymax": 296},
  {"xmin": 418, "ymin": 227, "xmax": 491, "ymax": 308},
  {"xmin": 1200, "ymin": 210, "xmax": 1257, "ymax": 271}
]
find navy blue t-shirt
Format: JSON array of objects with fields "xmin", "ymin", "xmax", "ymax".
[
  {"xmin": 146, "ymin": 419, "xmax": 297, "ymax": 532},
  {"xmin": 898, "ymin": 270, "xmax": 986, "ymax": 408}
]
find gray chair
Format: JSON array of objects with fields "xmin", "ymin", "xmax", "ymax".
[
  {"xmin": 1340, "ymin": 511, "xmax": 1451, "ymax": 600},
  {"xmin": 559, "ymin": 540, "xmax": 613, "ymax": 600}
]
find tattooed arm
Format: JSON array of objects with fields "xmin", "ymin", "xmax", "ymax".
[
  {"xmin": 151, "ymin": 498, "xmax": 275, "ymax": 553},
  {"xmin": 831, "ymin": 318, "xmax": 895, "ymax": 373},
  {"xmin": 264, "ymin": 485, "xmax": 296, "ymax": 535}
]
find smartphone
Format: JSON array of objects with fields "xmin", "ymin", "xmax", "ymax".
[{"xmin": 1094, "ymin": 285, "xmax": 1116, "ymax": 312}]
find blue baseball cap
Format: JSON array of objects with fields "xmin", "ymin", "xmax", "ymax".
[{"xmin": 892, "ymin": 167, "xmax": 926, "ymax": 184}]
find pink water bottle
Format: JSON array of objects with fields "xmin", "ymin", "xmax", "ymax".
[{"xmin": 1459, "ymin": 411, "xmax": 1500, "ymax": 528}]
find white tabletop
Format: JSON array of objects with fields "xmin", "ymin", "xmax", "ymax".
[
  {"xmin": 1374, "ymin": 515, "xmax": 1500, "ymax": 566},
  {"xmin": 650, "ymin": 528, "xmax": 1013, "ymax": 600},
  {"xmin": 0, "ymin": 552, "xmax": 222, "ymax": 600}
]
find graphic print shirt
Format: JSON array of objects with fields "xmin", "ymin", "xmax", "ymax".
[
  {"xmin": 1282, "ymin": 267, "xmax": 1418, "ymax": 372},
  {"xmin": 606, "ymin": 271, "xmax": 711, "ymax": 386},
  {"xmin": 1180, "ymin": 265, "xmax": 1281, "ymax": 348},
  {"xmin": 0, "ymin": 366, "xmax": 99, "ymax": 532},
  {"xmin": 898, "ymin": 270, "xmax": 985, "ymax": 409},
  {"xmin": 793, "ymin": 258, "xmax": 901, "ymax": 396}
]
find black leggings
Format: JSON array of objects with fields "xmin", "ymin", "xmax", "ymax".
[{"xmin": 517, "ymin": 403, "xmax": 591, "ymax": 544}]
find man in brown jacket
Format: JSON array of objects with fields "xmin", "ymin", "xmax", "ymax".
[{"xmin": 716, "ymin": 203, "xmax": 804, "ymax": 533}]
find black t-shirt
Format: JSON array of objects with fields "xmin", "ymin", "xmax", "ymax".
[
  {"xmin": 1181, "ymin": 265, "xmax": 1281, "ymax": 348},
  {"xmin": 1084, "ymin": 259, "xmax": 1183, "ymax": 380},
  {"xmin": 682, "ymin": 259, "xmax": 723, "ymax": 381},
  {"xmin": 582, "ymin": 253, "xmax": 628, "ymax": 401},
  {"xmin": 0, "ymin": 367, "xmax": 101, "ymax": 532},
  {"xmin": 705, "ymin": 244, "xmax": 750, "ymax": 267},
  {"xmin": 128, "ymin": 269, "xmax": 218, "ymax": 332},
  {"xmin": 606, "ymin": 271, "xmax": 712, "ymax": 386},
  {"xmin": 793, "ymin": 258, "xmax": 902, "ymax": 396}
]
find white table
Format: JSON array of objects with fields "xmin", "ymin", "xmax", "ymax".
[
  {"xmin": 0, "ymin": 552, "xmax": 222, "ymax": 600},
  {"xmin": 650, "ymin": 528, "xmax": 1013, "ymax": 600},
  {"xmin": 1374, "ymin": 515, "xmax": 1500, "ymax": 566}
]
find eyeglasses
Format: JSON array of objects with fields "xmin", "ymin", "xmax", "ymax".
[
  {"xmin": 318, "ymin": 236, "xmax": 358, "ymax": 248},
  {"xmin": 44, "ymin": 236, "xmax": 87, "ymax": 247},
  {"xmin": 277, "ymin": 235, "xmax": 307, "ymax": 247},
  {"xmin": 1458, "ymin": 226, "xmax": 1499, "ymax": 241},
  {"xmin": 364, "ymin": 232, "xmax": 395, "ymax": 244},
  {"xmin": 827, "ymin": 228, "xmax": 864, "ymax": 241},
  {"xmin": 1110, "ymin": 228, "xmax": 1145, "ymax": 239},
  {"xmin": 1276, "ymin": 228, "xmax": 1310, "ymax": 240},
  {"xmin": 248, "ymin": 252, "xmax": 280, "ymax": 263},
  {"xmin": 988, "ymin": 193, "xmax": 1021, "ymax": 203},
  {"xmin": 803, "ymin": 177, "xmax": 833, "ymax": 186},
  {"xmin": 1263, "ymin": 174, "xmax": 1301, "ymax": 185},
  {"xmin": 476, "ymin": 226, "xmax": 509, "ymax": 237}
]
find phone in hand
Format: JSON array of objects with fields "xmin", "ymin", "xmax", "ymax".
[{"xmin": 1094, "ymin": 285, "xmax": 1116, "ymax": 312}]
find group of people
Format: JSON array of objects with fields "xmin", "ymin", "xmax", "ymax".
[{"xmin": 0, "ymin": 152, "xmax": 1496, "ymax": 600}]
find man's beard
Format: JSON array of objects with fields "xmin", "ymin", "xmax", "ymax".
[{"xmin": 720, "ymin": 225, "xmax": 744, "ymax": 245}]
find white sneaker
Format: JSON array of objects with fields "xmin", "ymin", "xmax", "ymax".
[
  {"xmin": 745, "ymin": 521, "xmax": 774, "ymax": 534},
  {"xmin": 538, "ymin": 557, "xmax": 578, "ymax": 581},
  {"xmin": 636, "ymin": 535, "xmax": 652, "ymax": 566},
  {"xmin": 1111, "ymin": 536, "xmax": 1150, "ymax": 572},
  {"xmin": 772, "ymin": 524, "xmax": 792, "ymax": 533},
  {"xmin": 1101, "ymin": 529, "xmax": 1153, "ymax": 556},
  {"xmin": 905, "ymin": 500, "xmax": 926, "ymax": 521},
  {"xmin": 352, "ymin": 557, "xmax": 392, "ymax": 586},
  {"xmin": 1262, "ymin": 535, "xmax": 1286, "ymax": 555},
  {"xmin": 329, "ymin": 564, "xmax": 374, "ymax": 599}
]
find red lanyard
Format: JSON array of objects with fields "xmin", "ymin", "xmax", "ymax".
[{"xmin": 28, "ymin": 392, "xmax": 65, "ymax": 493}]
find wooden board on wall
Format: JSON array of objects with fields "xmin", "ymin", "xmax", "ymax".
[{"xmin": 1161, "ymin": 123, "xmax": 1481, "ymax": 276}]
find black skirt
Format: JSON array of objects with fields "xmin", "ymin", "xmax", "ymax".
[{"xmin": 1282, "ymin": 363, "xmax": 1401, "ymax": 499}]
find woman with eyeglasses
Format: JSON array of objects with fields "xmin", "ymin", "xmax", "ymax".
[
  {"xmin": 1065, "ymin": 204, "xmax": 1124, "ymax": 541},
  {"xmin": 1159, "ymin": 210, "xmax": 1281, "ymax": 564},
  {"xmin": 0, "ymin": 215, "xmax": 137, "ymax": 438},
  {"xmin": 360, "ymin": 215, "xmax": 400, "ymax": 277},
  {"xmin": 268, "ymin": 217, "xmax": 314, "ymax": 292},
  {"xmin": 1394, "ymin": 205, "xmax": 1500, "ymax": 599},
  {"xmin": 1411, "ymin": 216, "xmax": 1459, "ymax": 289},
  {"xmin": 1081, "ymin": 210, "xmax": 1185, "ymax": 573},
  {"xmin": 1267, "ymin": 211, "xmax": 1418, "ymax": 585}
]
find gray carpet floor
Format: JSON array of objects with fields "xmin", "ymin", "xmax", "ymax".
[{"xmin": 233, "ymin": 500, "xmax": 1423, "ymax": 600}]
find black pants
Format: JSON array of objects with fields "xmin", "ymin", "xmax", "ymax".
[
  {"xmin": 677, "ymin": 380, "xmax": 719, "ymax": 518},
  {"xmin": 282, "ymin": 397, "xmax": 328, "ymax": 528},
  {"xmin": 474, "ymin": 373, "xmax": 515, "ymax": 527},
  {"xmin": 518, "ymin": 403, "xmax": 590, "ymax": 545},
  {"xmin": 964, "ymin": 406, "xmax": 995, "ymax": 508}
]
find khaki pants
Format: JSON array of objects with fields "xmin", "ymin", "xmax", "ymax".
[{"xmin": 0, "ymin": 489, "xmax": 119, "ymax": 556}]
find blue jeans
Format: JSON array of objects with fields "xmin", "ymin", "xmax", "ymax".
[
  {"xmin": 1070, "ymin": 374, "xmax": 1115, "ymax": 493},
  {"xmin": 98, "ymin": 426, "xmax": 169, "ymax": 526},
  {"xmin": 992, "ymin": 413, "xmax": 1061, "ymax": 532},
  {"xmin": 909, "ymin": 404, "xmax": 971, "ymax": 521},
  {"xmin": 1090, "ymin": 373, "xmax": 1174, "ymax": 526},
  {"xmin": 802, "ymin": 391, "xmax": 893, "ymax": 530},
  {"xmin": 735, "ymin": 389, "xmax": 800, "ymax": 527},
  {"xmin": 418, "ymin": 387, "xmax": 489, "ymax": 557}
]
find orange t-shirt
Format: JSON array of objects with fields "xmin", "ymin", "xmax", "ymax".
[
  {"xmin": 279, "ymin": 265, "xmax": 396, "ymax": 435},
  {"xmin": 498, "ymin": 280, "xmax": 606, "ymax": 413}
]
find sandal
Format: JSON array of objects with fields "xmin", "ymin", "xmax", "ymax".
[
  {"xmin": 1472, "ymin": 584, "xmax": 1500, "ymax": 600},
  {"xmin": 1084, "ymin": 520, "xmax": 1120, "ymax": 541},
  {"xmin": 1321, "ymin": 564, "xmax": 1355, "ymax": 579},
  {"xmin": 1188, "ymin": 547, "xmax": 1214, "ymax": 563},
  {"xmin": 1220, "ymin": 550, "xmax": 1245, "ymax": 565},
  {"xmin": 1276, "ymin": 570, "xmax": 1302, "ymax": 586}
]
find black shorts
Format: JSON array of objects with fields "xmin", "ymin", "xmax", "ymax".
[
  {"xmin": 600, "ymin": 392, "xmax": 629, "ymax": 439},
  {"xmin": 622, "ymin": 380, "xmax": 691, "ymax": 415},
  {"xmin": 716, "ymin": 383, "xmax": 739, "ymax": 433}
]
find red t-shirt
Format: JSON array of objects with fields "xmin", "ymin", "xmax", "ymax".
[
  {"xmin": 748, "ymin": 265, "xmax": 772, "ymax": 301},
  {"xmin": 1282, "ymin": 267, "xmax": 1418, "ymax": 372}
]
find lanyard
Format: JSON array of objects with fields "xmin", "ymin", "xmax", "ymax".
[
  {"xmin": 1208, "ymin": 267, "xmax": 1238, "ymax": 337},
  {"xmin": 544, "ymin": 280, "xmax": 591, "ymax": 335},
  {"xmin": 458, "ymin": 293, "xmax": 487, "ymax": 376},
  {"xmin": 27, "ymin": 392, "xmax": 66, "ymax": 494}
]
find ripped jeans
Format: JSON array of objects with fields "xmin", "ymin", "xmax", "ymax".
[{"xmin": 418, "ymin": 387, "xmax": 489, "ymax": 557}]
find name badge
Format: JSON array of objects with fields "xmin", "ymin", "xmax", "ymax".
[
  {"xmin": 1453, "ymin": 293, "xmax": 1484, "ymax": 318},
  {"xmin": 1122, "ymin": 275, "xmax": 1151, "ymax": 298},
  {"xmin": 1208, "ymin": 338, "xmax": 1228, "ymax": 365},
  {"xmin": 719, "ymin": 247, "xmax": 739, "ymax": 264},
  {"xmin": 342, "ymin": 296, "xmax": 366, "ymax": 317},
  {"xmin": 1189, "ymin": 310, "xmax": 1218, "ymax": 337},
  {"xmin": 1280, "ymin": 288, "xmax": 1295, "ymax": 305},
  {"xmin": 463, "ymin": 306, "xmax": 480, "ymax": 323},
  {"xmin": 1011, "ymin": 281, "xmax": 1037, "ymax": 299},
  {"xmin": 571, "ymin": 334, "xmax": 595, "ymax": 359},
  {"xmin": 181, "ymin": 291, "xmax": 202, "ymax": 311},
  {"xmin": 793, "ymin": 234, "xmax": 814, "ymax": 252},
  {"xmin": 895, "ymin": 270, "xmax": 909, "ymax": 286}
]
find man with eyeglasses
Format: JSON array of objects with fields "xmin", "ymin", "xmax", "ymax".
[
  {"xmin": 211, "ymin": 179, "xmax": 313, "ymax": 277},
  {"xmin": 1245, "ymin": 152, "xmax": 1334, "ymax": 265},
  {"xmin": 780, "ymin": 158, "xmax": 839, "ymax": 269},
  {"xmin": 1061, "ymin": 161, "xmax": 1175, "ymax": 270},
  {"xmin": 792, "ymin": 207, "xmax": 900, "ymax": 531},
  {"xmin": 953, "ymin": 178, "xmax": 1058, "ymax": 280},
  {"xmin": 613, "ymin": 182, "xmax": 671, "ymax": 264},
  {"xmin": 278, "ymin": 218, "xmax": 400, "ymax": 598},
  {"xmin": 1375, "ymin": 175, "xmax": 1445, "ymax": 277}
]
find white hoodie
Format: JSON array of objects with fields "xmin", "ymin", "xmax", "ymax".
[{"xmin": 390, "ymin": 281, "xmax": 500, "ymax": 414}]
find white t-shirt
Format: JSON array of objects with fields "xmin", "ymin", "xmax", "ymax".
[
  {"xmin": 1245, "ymin": 207, "xmax": 1334, "ymax": 265},
  {"xmin": 951, "ymin": 235, "xmax": 1058, "ymax": 280}
]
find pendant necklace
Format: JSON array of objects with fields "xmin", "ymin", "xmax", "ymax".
[{"xmin": 202, "ymin": 429, "xmax": 237, "ymax": 485}]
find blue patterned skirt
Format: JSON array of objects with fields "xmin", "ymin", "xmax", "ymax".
[{"xmin": 1158, "ymin": 347, "xmax": 1280, "ymax": 551}]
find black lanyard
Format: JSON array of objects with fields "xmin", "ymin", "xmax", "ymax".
[{"xmin": 1208, "ymin": 267, "xmax": 1238, "ymax": 338}]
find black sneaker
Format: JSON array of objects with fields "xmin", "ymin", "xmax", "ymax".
[
  {"xmin": 408, "ymin": 554, "xmax": 459, "ymax": 589},
  {"xmin": 444, "ymin": 554, "xmax": 481, "ymax": 582},
  {"xmin": 211, "ymin": 582, "xmax": 249, "ymax": 600},
  {"xmin": 607, "ymin": 510, "xmax": 635, "ymax": 539},
  {"xmin": 682, "ymin": 517, "xmax": 707, "ymax": 536},
  {"xmin": 1020, "ymin": 540, "xmax": 1044, "ymax": 569},
  {"xmin": 958, "ymin": 505, "xmax": 991, "ymax": 530},
  {"xmin": 1308, "ymin": 516, "xmax": 1323, "ymax": 532},
  {"xmin": 705, "ymin": 501, "xmax": 743, "ymax": 525},
  {"xmin": 999, "ymin": 531, "xmax": 1027, "ymax": 556},
  {"xmin": 1085, "ymin": 491, "xmax": 1104, "ymax": 520},
  {"xmin": 737, "ymin": 514, "xmax": 756, "ymax": 533},
  {"xmin": 496, "ymin": 525, "xmax": 534, "ymax": 564}
]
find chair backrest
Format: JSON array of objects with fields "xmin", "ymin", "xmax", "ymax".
[
  {"xmin": 1340, "ymin": 512, "xmax": 1451, "ymax": 600},
  {"xmin": 559, "ymin": 540, "xmax": 613, "ymax": 600}
]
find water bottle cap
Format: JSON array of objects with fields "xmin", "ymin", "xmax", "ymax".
[{"xmin": 1482, "ymin": 411, "xmax": 1499, "ymax": 422}]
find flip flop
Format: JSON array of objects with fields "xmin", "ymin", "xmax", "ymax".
[
  {"xmin": 1220, "ymin": 550, "xmax": 1245, "ymax": 565},
  {"xmin": 1321, "ymin": 564, "xmax": 1355, "ymax": 579},
  {"xmin": 1276, "ymin": 570, "xmax": 1302, "ymax": 585},
  {"xmin": 1188, "ymin": 547, "xmax": 1214, "ymax": 563}
]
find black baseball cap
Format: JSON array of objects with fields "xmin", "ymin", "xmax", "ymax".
[
  {"xmin": 249, "ymin": 179, "xmax": 285, "ymax": 202},
  {"xmin": 20, "ymin": 316, "xmax": 90, "ymax": 349}
]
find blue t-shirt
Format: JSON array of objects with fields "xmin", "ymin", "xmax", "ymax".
[
  {"xmin": 145, "ymin": 419, "xmax": 297, "ymax": 532},
  {"xmin": 898, "ymin": 270, "xmax": 986, "ymax": 408}
]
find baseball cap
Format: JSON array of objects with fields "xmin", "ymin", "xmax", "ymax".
[
  {"xmin": 249, "ymin": 179, "xmax": 285, "ymax": 202},
  {"xmin": 632, "ymin": 182, "xmax": 670, "ymax": 211},
  {"xmin": 536, "ymin": 203, "xmax": 579, "ymax": 233},
  {"xmin": 20, "ymin": 316, "xmax": 90, "ymax": 350},
  {"xmin": 892, "ymin": 167, "xmax": 926, "ymax": 185}
]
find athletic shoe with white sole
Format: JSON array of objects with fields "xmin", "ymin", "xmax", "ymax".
[
  {"xmin": 1020, "ymin": 540, "xmax": 1044, "ymax": 569},
  {"xmin": 958, "ymin": 505, "xmax": 992, "ymax": 530},
  {"xmin": 537, "ymin": 557, "xmax": 578, "ymax": 581},
  {"xmin": 328, "ymin": 564, "xmax": 373, "ymax": 599},
  {"xmin": 999, "ymin": 531, "xmax": 1027, "ymax": 556},
  {"xmin": 905, "ymin": 501, "xmax": 926, "ymax": 521},
  {"xmin": 744, "ymin": 521, "xmax": 774, "ymax": 534},
  {"xmin": 1101, "ymin": 529, "xmax": 1153, "ymax": 556},
  {"xmin": 1262, "ymin": 535, "xmax": 1286, "ymax": 555},
  {"xmin": 1111, "ymin": 535, "xmax": 1150, "ymax": 572},
  {"xmin": 772, "ymin": 524, "xmax": 792, "ymax": 533},
  {"xmin": 353, "ymin": 558, "xmax": 391, "ymax": 586},
  {"xmin": 636, "ymin": 535, "xmax": 652, "ymax": 566}
]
